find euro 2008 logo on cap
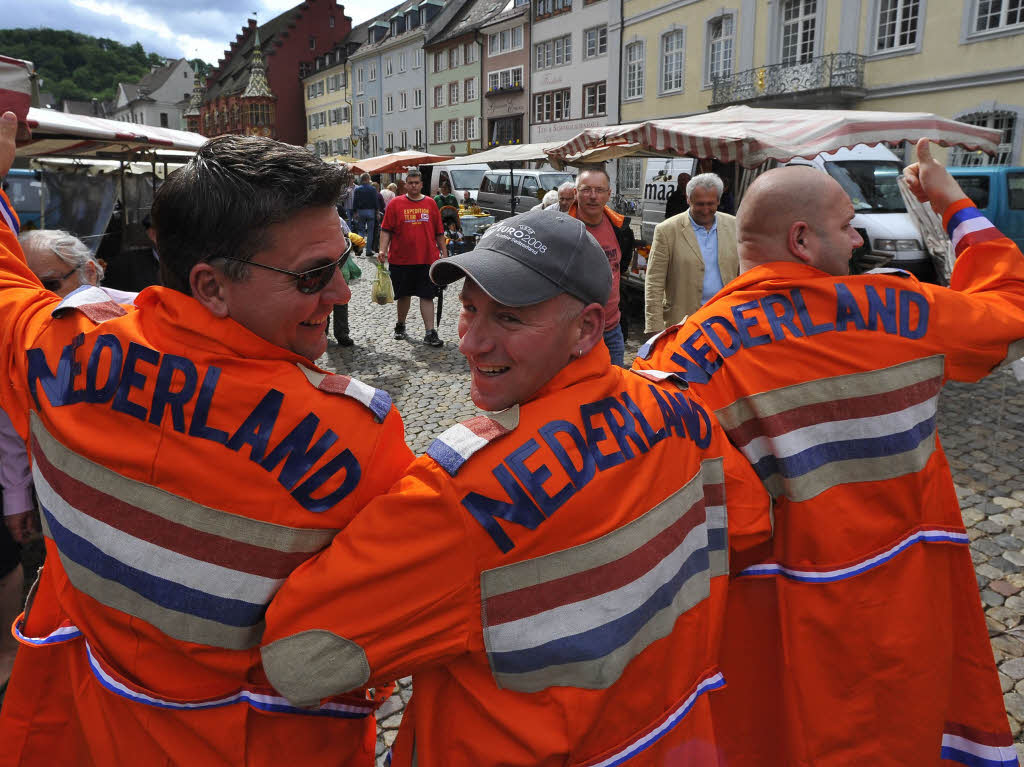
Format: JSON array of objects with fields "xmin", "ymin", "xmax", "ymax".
[{"xmin": 483, "ymin": 221, "xmax": 548, "ymax": 255}]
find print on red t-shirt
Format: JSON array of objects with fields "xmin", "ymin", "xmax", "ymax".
[{"xmin": 381, "ymin": 195, "xmax": 443, "ymax": 266}]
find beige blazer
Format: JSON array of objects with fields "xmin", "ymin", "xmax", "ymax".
[{"xmin": 643, "ymin": 211, "xmax": 738, "ymax": 333}]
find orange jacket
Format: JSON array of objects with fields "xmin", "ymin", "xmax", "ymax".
[
  {"xmin": 0, "ymin": 190, "xmax": 414, "ymax": 767},
  {"xmin": 635, "ymin": 200, "xmax": 1024, "ymax": 766},
  {"xmin": 261, "ymin": 345, "xmax": 772, "ymax": 767}
]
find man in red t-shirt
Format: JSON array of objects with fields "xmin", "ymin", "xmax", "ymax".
[{"xmin": 379, "ymin": 169, "xmax": 448, "ymax": 347}]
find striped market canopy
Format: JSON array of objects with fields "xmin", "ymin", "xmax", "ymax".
[{"xmin": 547, "ymin": 106, "xmax": 1003, "ymax": 169}]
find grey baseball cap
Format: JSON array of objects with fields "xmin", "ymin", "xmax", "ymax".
[{"xmin": 429, "ymin": 208, "xmax": 611, "ymax": 307}]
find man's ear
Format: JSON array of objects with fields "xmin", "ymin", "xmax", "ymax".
[
  {"xmin": 576, "ymin": 302, "xmax": 606, "ymax": 355},
  {"xmin": 190, "ymin": 262, "xmax": 230, "ymax": 317},
  {"xmin": 787, "ymin": 221, "xmax": 814, "ymax": 266}
]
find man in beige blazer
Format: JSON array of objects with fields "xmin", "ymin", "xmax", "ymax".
[{"xmin": 644, "ymin": 173, "xmax": 738, "ymax": 334}]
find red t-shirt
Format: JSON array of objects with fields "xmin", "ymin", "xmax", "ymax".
[
  {"xmin": 584, "ymin": 215, "xmax": 621, "ymax": 330},
  {"xmin": 381, "ymin": 195, "xmax": 443, "ymax": 266}
]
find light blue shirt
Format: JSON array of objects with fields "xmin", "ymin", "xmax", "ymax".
[{"xmin": 694, "ymin": 216, "xmax": 722, "ymax": 304}]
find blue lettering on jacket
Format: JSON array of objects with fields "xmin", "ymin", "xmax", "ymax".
[
  {"xmin": 661, "ymin": 284, "xmax": 932, "ymax": 384},
  {"xmin": 462, "ymin": 386, "xmax": 713, "ymax": 552},
  {"xmin": 23, "ymin": 338, "xmax": 364, "ymax": 513}
]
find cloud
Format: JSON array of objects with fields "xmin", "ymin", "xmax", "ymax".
[{"xmin": 5, "ymin": 0, "xmax": 418, "ymax": 64}]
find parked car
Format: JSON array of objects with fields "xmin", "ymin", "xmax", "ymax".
[
  {"xmin": 947, "ymin": 165, "xmax": 1024, "ymax": 252},
  {"xmin": 476, "ymin": 169, "xmax": 575, "ymax": 219},
  {"xmin": 428, "ymin": 163, "xmax": 489, "ymax": 201}
]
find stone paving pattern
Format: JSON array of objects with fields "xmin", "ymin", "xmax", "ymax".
[{"xmin": 325, "ymin": 260, "xmax": 1024, "ymax": 762}]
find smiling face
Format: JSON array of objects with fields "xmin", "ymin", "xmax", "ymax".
[
  {"xmin": 575, "ymin": 170, "xmax": 611, "ymax": 226},
  {"xmin": 687, "ymin": 185, "xmax": 720, "ymax": 228},
  {"xmin": 218, "ymin": 205, "xmax": 351, "ymax": 361},
  {"xmin": 457, "ymin": 279, "xmax": 581, "ymax": 411}
]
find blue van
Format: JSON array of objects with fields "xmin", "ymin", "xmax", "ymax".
[
  {"xmin": 947, "ymin": 166, "xmax": 1024, "ymax": 251},
  {"xmin": 1, "ymin": 168, "xmax": 43, "ymax": 230}
]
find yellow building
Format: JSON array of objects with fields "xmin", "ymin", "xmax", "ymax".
[
  {"xmin": 302, "ymin": 43, "xmax": 358, "ymax": 163},
  {"xmin": 618, "ymin": 0, "xmax": 1024, "ymax": 165}
]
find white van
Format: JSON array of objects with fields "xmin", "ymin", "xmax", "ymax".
[
  {"xmin": 785, "ymin": 144, "xmax": 932, "ymax": 279},
  {"xmin": 640, "ymin": 158, "xmax": 698, "ymax": 243},
  {"xmin": 429, "ymin": 163, "xmax": 489, "ymax": 202}
]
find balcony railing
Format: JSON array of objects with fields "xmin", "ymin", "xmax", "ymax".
[
  {"xmin": 485, "ymin": 84, "xmax": 524, "ymax": 98},
  {"xmin": 711, "ymin": 53, "xmax": 866, "ymax": 107}
]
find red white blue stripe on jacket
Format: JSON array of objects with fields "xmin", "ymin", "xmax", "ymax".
[
  {"xmin": 941, "ymin": 721, "xmax": 1019, "ymax": 766},
  {"xmin": 947, "ymin": 207, "xmax": 1002, "ymax": 258},
  {"xmin": 0, "ymin": 190, "xmax": 18, "ymax": 235}
]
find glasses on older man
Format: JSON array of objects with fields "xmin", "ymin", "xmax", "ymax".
[
  {"xmin": 577, "ymin": 186, "xmax": 610, "ymax": 196},
  {"xmin": 220, "ymin": 244, "xmax": 352, "ymax": 295},
  {"xmin": 41, "ymin": 266, "xmax": 80, "ymax": 293}
]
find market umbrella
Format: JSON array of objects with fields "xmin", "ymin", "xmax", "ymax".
[
  {"xmin": 545, "ymin": 106, "xmax": 1002, "ymax": 169},
  {"xmin": 349, "ymin": 150, "xmax": 454, "ymax": 175}
]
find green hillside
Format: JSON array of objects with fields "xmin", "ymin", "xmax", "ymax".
[{"xmin": 0, "ymin": 28, "xmax": 207, "ymax": 103}]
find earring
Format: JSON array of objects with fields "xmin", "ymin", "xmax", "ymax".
[{"xmin": 578, "ymin": 348, "xmax": 583, "ymax": 357}]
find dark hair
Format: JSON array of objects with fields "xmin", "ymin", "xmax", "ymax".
[
  {"xmin": 152, "ymin": 135, "xmax": 345, "ymax": 294},
  {"xmin": 405, "ymin": 169, "xmax": 423, "ymax": 181}
]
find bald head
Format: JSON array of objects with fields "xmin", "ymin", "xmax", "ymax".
[{"xmin": 737, "ymin": 166, "xmax": 862, "ymax": 276}]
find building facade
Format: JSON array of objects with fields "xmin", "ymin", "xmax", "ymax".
[
  {"xmin": 303, "ymin": 42, "xmax": 358, "ymax": 162},
  {"xmin": 199, "ymin": 1, "xmax": 353, "ymax": 145},
  {"xmin": 528, "ymin": 0, "xmax": 612, "ymax": 144},
  {"xmin": 112, "ymin": 58, "xmax": 194, "ymax": 129},
  {"xmin": 481, "ymin": 3, "xmax": 531, "ymax": 147}
]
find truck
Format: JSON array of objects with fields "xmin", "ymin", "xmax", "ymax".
[{"xmin": 947, "ymin": 165, "xmax": 1024, "ymax": 252}]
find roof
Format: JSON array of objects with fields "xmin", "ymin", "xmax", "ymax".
[
  {"xmin": 204, "ymin": 9, "xmax": 303, "ymax": 102},
  {"xmin": 427, "ymin": 0, "xmax": 507, "ymax": 46},
  {"xmin": 117, "ymin": 59, "xmax": 188, "ymax": 104},
  {"xmin": 349, "ymin": 0, "xmax": 424, "ymax": 56},
  {"xmin": 479, "ymin": 1, "xmax": 528, "ymax": 29}
]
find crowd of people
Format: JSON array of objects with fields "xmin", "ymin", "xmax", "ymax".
[{"xmin": 0, "ymin": 105, "xmax": 1023, "ymax": 767}]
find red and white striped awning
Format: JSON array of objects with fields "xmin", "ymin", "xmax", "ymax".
[{"xmin": 547, "ymin": 106, "xmax": 1003, "ymax": 168}]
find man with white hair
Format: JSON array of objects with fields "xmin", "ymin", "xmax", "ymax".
[{"xmin": 643, "ymin": 173, "xmax": 738, "ymax": 335}]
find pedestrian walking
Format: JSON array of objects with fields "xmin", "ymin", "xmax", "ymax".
[
  {"xmin": 378, "ymin": 169, "xmax": 447, "ymax": 347},
  {"xmin": 353, "ymin": 173, "xmax": 384, "ymax": 255}
]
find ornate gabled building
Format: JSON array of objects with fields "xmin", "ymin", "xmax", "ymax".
[{"xmin": 198, "ymin": 0, "xmax": 353, "ymax": 145}]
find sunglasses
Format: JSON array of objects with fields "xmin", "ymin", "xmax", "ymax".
[
  {"xmin": 41, "ymin": 266, "xmax": 79, "ymax": 293},
  {"xmin": 220, "ymin": 243, "xmax": 352, "ymax": 294}
]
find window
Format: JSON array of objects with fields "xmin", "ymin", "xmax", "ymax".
[
  {"xmin": 535, "ymin": 35, "xmax": 572, "ymax": 70},
  {"xmin": 449, "ymin": 46, "xmax": 461, "ymax": 69},
  {"xmin": 706, "ymin": 15, "xmax": 734, "ymax": 84},
  {"xmin": 414, "ymin": 50, "xmax": 423, "ymax": 69},
  {"xmin": 434, "ymin": 121, "xmax": 446, "ymax": 143},
  {"xmin": 449, "ymin": 118, "xmax": 461, "ymax": 142},
  {"xmin": 434, "ymin": 85, "xmax": 446, "ymax": 107},
  {"xmin": 781, "ymin": 0, "xmax": 817, "ymax": 65},
  {"xmin": 309, "ymin": 36, "xmax": 316, "ymax": 50},
  {"xmin": 624, "ymin": 42, "xmax": 645, "ymax": 99},
  {"xmin": 369, "ymin": 97, "xmax": 378, "ymax": 116},
  {"xmin": 371, "ymin": 135, "xmax": 378, "ymax": 154},
  {"xmin": 357, "ymin": 67, "xmax": 365, "ymax": 94},
  {"xmin": 399, "ymin": 52, "xmax": 408, "ymax": 72},
  {"xmin": 415, "ymin": 128, "xmax": 424, "ymax": 147},
  {"xmin": 584, "ymin": 26, "xmax": 608, "ymax": 58},
  {"xmin": 975, "ymin": 0, "xmax": 1024, "ymax": 31},
  {"xmin": 465, "ymin": 116, "xmax": 478, "ymax": 140},
  {"xmin": 660, "ymin": 30, "xmax": 685, "ymax": 93},
  {"xmin": 385, "ymin": 131, "xmax": 394, "ymax": 150},
  {"xmin": 159, "ymin": 112, "xmax": 168, "ymax": 128},
  {"xmin": 414, "ymin": 88, "xmax": 424, "ymax": 107},
  {"xmin": 342, "ymin": 105, "xmax": 350, "ymax": 122},
  {"xmin": 533, "ymin": 88, "xmax": 571, "ymax": 123},
  {"xmin": 487, "ymin": 66, "xmax": 524, "ymax": 92},
  {"xmin": 464, "ymin": 42, "xmax": 478, "ymax": 63},
  {"xmin": 951, "ymin": 110, "xmax": 1018, "ymax": 165},
  {"xmin": 369, "ymin": 62, "xmax": 377, "ymax": 81},
  {"xmin": 308, "ymin": 83, "xmax": 317, "ymax": 99},
  {"xmin": 400, "ymin": 129, "xmax": 408, "ymax": 148},
  {"xmin": 399, "ymin": 91, "xmax": 408, "ymax": 110},
  {"xmin": 408, "ymin": 9, "xmax": 420, "ymax": 27},
  {"xmin": 385, "ymin": 94, "xmax": 394, "ymax": 113},
  {"xmin": 464, "ymin": 77, "xmax": 477, "ymax": 101},
  {"xmin": 583, "ymin": 82, "xmax": 606, "ymax": 116},
  {"xmin": 535, "ymin": 0, "xmax": 572, "ymax": 17},
  {"xmin": 619, "ymin": 157, "xmax": 642, "ymax": 192},
  {"xmin": 488, "ymin": 26, "xmax": 524, "ymax": 55},
  {"xmin": 385, "ymin": 56, "xmax": 393, "ymax": 77},
  {"xmin": 449, "ymin": 82, "xmax": 460, "ymax": 104},
  {"xmin": 357, "ymin": 102, "xmax": 365, "ymax": 123},
  {"xmin": 330, "ymin": 14, "xmax": 335, "ymax": 27},
  {"xmin": 434, "ymin": 52, "xmax": 448, "ymax": 72},
  {"xmin": 875, "ymin": 0, "xmax": 920, "ymax": 50},
  {"xmin": 489, "ymin": 116, "xmax": 523, "ymax": 145}
]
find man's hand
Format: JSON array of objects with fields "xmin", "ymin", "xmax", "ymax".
[
  {"xmin": 5, "ymin": 510, "xmax": 39, "ymax": 545},
  {"xmin": 0, "ymin": 111, "xmax": 19, "ymax": 178},
  {"xmin": 903, "ymin": 138, "xmax": 969, "ymax": 216},
  {"xmin": 377, "ymin": 251, "xmax": 387, "ymax": 264}
]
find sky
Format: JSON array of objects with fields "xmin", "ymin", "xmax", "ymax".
[{"xmin": 4, "ymin": 0, "xmax": 399, "ymax": 64}]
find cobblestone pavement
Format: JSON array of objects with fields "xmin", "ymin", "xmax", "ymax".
[{"xmin": 322, "ymin": 255, "xmax": 1024, "ymax": 763}]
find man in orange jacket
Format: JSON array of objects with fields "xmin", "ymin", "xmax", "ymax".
[
  {"xmin": 0, "ymin": 113, "xmax": 413, "ymax": 766},
  {"xmin": 261, "ymin": 208, "xmax": 773, "ymax": 766},
  {"xmin": 635, "ymin": 139, "xmax": 1024, "ymax": 766}
]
